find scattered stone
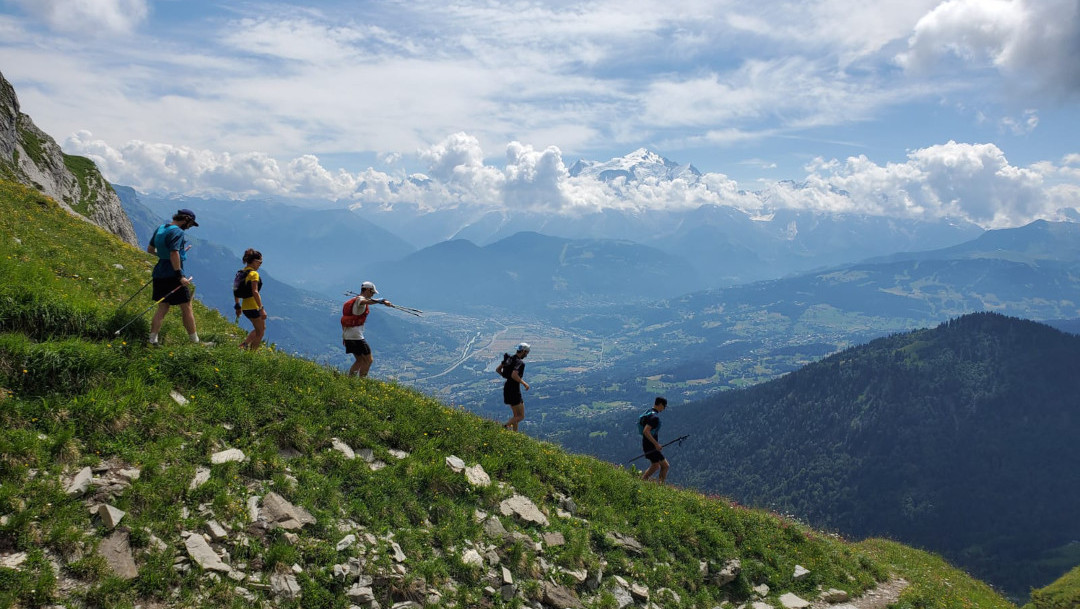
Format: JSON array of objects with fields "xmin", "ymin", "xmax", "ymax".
[
  {"xmin": 779, "ymin": 592, "xmax": 810, "ymax": 608},
  {"xmin": 0, "ymin": 552, "xmax": 28, "ymax": 569},
  {"xmin": 347, "ymin": 584, "xmax": 375, "ymax": 604},
  {"xmin": 331, "ymin": 438, "xmax": 356, "ymax": 459},
  {"xmin": 712, "ymin": 558, "xmax": 741, "ymax": 586},
  {"xmin": 169, "ymin": 391, "xmax": 188, "ymax": 406},
  {"xmin": 391, "ymin": 602, "xmax": 421, "ymax": 609},
  {"xmin": 483, "ymin": 517, "xmax": 508, "ymax": 538},
  {"xmin": 183, "ymin": 533, "xmax": 230, "ymax": 572},
  {"xmin": 211, "ymin": 448, "xmax": 246, "ymax": 464},
  {"xmin": 445, "ymin": 455, "xmax": 466, "ymax": 472},
  {"xmin": 261, "ymin": 492, "xmax": 315, "ymax": 530},
  {"xmin": 499, "ymin": 494, "xmax": 549, "ymax": 526},
  {"xmin": 754, "ymin": 583, "xmax": 770, "ymax": 597},
  {"xmin": 541, "ymin": 581, "xmax": 584, "ymax": 609},
  {"xmin": 206, "ymin": 520, "xmax": 228, "ymax": 541},
  {"xmin": 605, "ymin": 532, "xmax": 643, "ymax": 554},
  {"xmin": 235, "ymin": 587, "xmax": 256, "ymax": 602},
  {"xmin": 657, "ymin": 587, "xmax": 681, "ymax": 604},
  {"xmin": 820, "ymin": 589, "xmax": 850, "ymax": 603},
  {"xmin": 464, "ymin": 464, "xmax": 490, "ymax": 487},
  {"xmin": 337, "ymin": 534, "xmax": 357, "ymax": 552},
  {"xmin": 391, "ymin": 542, "xmax": 407, "ymax": 563},
  {"xmin": 542, "ymin": 531, "xmax": 566, "ymax": 547},
  {"xmin": 388, "ymin": 449, "xmax": 409, "ymax": 459},
  {"xmin": 369, "ymin": 460, "xmax": 387, "ymax": 471},
  {"xmin": 357, "ymin": 448, "xmax": 375, "ymax": 463},
  {"xmin": 116, "ymin": 468, "xmax": 141, "ymax": 481},
  {"xmin": 270, "ymin": 572, "xmax": 301, "ymax": 599},
  {"xmin": 462, "ymin": 549, "xmax": 484, "ymax": 567},
  {"xmin": 189, "ymin": 467, "xmax": 211, "ymax": 490},
  {"xmin": 793, "ymin": 564, "xmax": 810, "ymax": 580},
  {"xmin": 630, "ymin": 582, "xmax": 649, "ymax": 601},
  {"xmin": 501, "ymin": 566, "xmax": 514, "ymax": 586},
  {"xmin": 96, "ymin": 504, "xmax": 125, "ymax": 528},
  {"xmin": 557, "ymin": 494, "xmax": 578, "ymax": 515},
  {"xmin": 65, "ymin": 467, "xmax": 92, "ymax": 496},
  {"xmin": 246, "ymin": 496, "xmax": 260, "ymax": 522},
  {"xmin": 564, "ymin": 567, "xmax": 588, "ymax": 584}
]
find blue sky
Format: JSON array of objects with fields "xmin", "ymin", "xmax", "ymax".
[{"xmin": 1, "ymin": 0, "xmax": 1078, "ymax": 227}]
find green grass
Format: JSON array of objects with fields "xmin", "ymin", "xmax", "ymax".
[
  {"xmin": 1024, "ymin": 565, "xmax": 1080, "ymax": 609},
  {"xmin": 0, "ymin": 178, "xmax": 1019, "ymax": 608},
  {"xmin": 62, "ymin": 154, "xmax": 113, "ymax": 217}
]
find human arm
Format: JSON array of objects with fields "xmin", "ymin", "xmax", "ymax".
[
  {"xmin": 642, "ymin": 424, "xmax": 662, "ymax": 451},
  {"xmin": 251, "ymin": 281, "xmax": 266, "ymax": 318},
  {"xmin": 169, "ymin": 250, "xmax": 190, "ymax": 285},
  {"xmin": 510, "ymin": 369, "xmax": 530, "ymax": 391}
]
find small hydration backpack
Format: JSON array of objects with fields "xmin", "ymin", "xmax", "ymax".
[
  {"xmin": 341, "ymin": 297, "xmax": 369, "ymax": 327},
  {"xmin": 232, "ymin": 268, "xmax": 262, "ymax": 299},
  {"xmin": 637, "ymin": 408, "xmax": 659, "ymax": 435},
  {"xmin": 498, "ymin": 353, "xmax": 516, "ymax": 379}
]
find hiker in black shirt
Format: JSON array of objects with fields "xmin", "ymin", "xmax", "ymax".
[
  {"xmin": 640, "ymin": 396, "xmax": 669, "ymax": 484},
  {"xmin": 496, "ymin": 342, "xmax": 531, "ymax": 431}
]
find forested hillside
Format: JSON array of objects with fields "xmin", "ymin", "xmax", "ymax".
[{"xmin": 562, "ymin": 312, "xmax": 1080, "ymax": 600}]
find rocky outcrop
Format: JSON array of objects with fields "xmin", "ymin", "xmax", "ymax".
[{"xmin": 0, "ymin": 69, "xmax": 137, "ymax": 246}]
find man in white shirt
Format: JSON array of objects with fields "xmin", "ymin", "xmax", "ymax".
[{"xmin": 341, "ymin": 281, "xmax": 392, "ymax": 377}]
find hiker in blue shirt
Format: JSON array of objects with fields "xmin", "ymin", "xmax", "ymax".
[
  {"xmin": 639, "ymin": 396, "xmax": 669, "ymax": 484},
  {"xmin": 146, "ymin": 209, "xmax": 200, "ymax": 345}
]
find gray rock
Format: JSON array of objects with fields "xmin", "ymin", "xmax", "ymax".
[
  {"xmin": 170, "ymin": 391, "xmax": 188, "ymax": 406},
  {"xmin": 630, "ymin": 582, "xmax": 649, "ymax": 601},
  {"xmin": 464, "ymin": 464, "xmax": 491, "ymax": 487},
  {"xmin": 779, "ymin": 592, "xmax": 810, "ymax": 608},
  {"xmin": 388, "ymin": 449, "xmax": 409, "ymax": 459},
  {"xmin": 793, "ymin": 564, "xmax": 810, "ymax": 580},
  {"xmin": 331, "ymin": 438, "xmax": 355, "ymax": 459},
  {"xmin": 605, "ymin": 532, "xmax": 643, "ymax": 554},
  {"xmin": 462, "ymin": 549, "xmax": 484, "ymax": 567},
  {"xmin": 712, "ymin": 558, "xmax": 741, "ymax": 586},
  {"xmin": 445, "ymin": 455, "xmax": 465, "ymax": 472},
  {"xmin": 270, "ymin": 572, "xmax": 302, "ymax": 599},
  {"xmin": 357, "ymin": 448, "xmax": 375, "ymax": 463},
  {"xmin": 337, "ymin": 534, "xmax": 357, "ymax": 551},
  {"xmin": 97, "ymin": 531, "xmax": 138, "ymax": 579},
  {"xmin": 261, "ymin": 492, "xmax": 316, "ymax": 529},
  {"xmin": 501, "ymin": 566, "xmax": 513, "ymax": 585},
  {"xmin": 65, "ymin": 467, "xmax": 93, "ymax": 496},
  {"xmin": 97, "ymin": 504, "xmax": 125, "ymax": 528},
  {"xmin": 183, "ymin": 533, "xmax": 230, "ymax": 572},
  {"xmin": 498, "ymin": 494, "xmax": 549, "ymax": 526},
  {"xmin": 391, "ymin": 542, "xmax": 407, "ymax": 562},
  {"xmin": 347, "ymin": 584, "xmax": 375, "ymax": 604},
  {"xmin": 541, "ymin": 581, "xmax": 583, "ymax": 609},
  {"xmin": 211, "ymin": 448, "xmax": 246, "ymax": 464},
  {"xmin": 542, "ymin": 531, "xmax": 566, "ymax": 547},
  {"xmin": 206, "ymin": 520, "xmax": 228, "ymax": 541},
  {"xmin": 820, "ymin": 588, "xmax": 850, "ymax": 603},
  {"xmin": 754, "ymin": 583, "xmax": 770, "ymax": 597},
  {"xmin": 557, "ymin": 494, "xmax": 578, "ymax": 515},
  {"xmin": 246, "ymin": 496, "xmax": 260, "ymax": 521},
  {"xmin": 610, "ymin": 585, "xmax": 633, "ymax": 609},
  {"xmin": 483, "ymin": 517, "xmax": 508, "ymax": 538},
  {"xmin": 189, "ymin": 467, "xmax": 211, "ymax": 490},
  {"xmin": 369, "ymin": 460, "xmax": 387, "ymax": 471}
]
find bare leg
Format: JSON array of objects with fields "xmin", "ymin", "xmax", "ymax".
[
  {"xmin": 178, "ymin": 302, "xmax": 197, "ymax": 336},
  {"xmin": 504, "ymin": 403, "xmax": 525, "ymax": 431},
  {"xmin": 241, "ymin": 316, "xmax": 265, "ymax": 350},
  {"xmin": 149, "ymin": 303, "xmax": 170, "ymax": 337},
  {"xmin": 356, "ymin": 353, "xmax": 373, "ymax": 377}
]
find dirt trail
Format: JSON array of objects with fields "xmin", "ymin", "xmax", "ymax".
[{"xmin": 808, "ymin": 578, "xmax": 909, "ymax": 609}]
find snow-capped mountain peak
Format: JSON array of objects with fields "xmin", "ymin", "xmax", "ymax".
[{"xmin": 568, "ymin": 148, "xmax": 701, "ymax": 183}]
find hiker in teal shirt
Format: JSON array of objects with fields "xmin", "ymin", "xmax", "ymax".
[
  {"xmin": 639, "ymin": 396, "xmax": 669, "ymax": 484},
  {"xmin": 146, "ymin": 209, "xmax": 200, "ymax": 345}
]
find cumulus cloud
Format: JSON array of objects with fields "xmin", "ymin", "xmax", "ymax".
[
  {"xmin": 898, "ymin": 0, "xmax": 1080, "ymax": 99},
  {"xmin": 65, "ymin": 131, "xmax": 1077, "ymax": 229},
  {"xmin": 9, "ymin": 0, "xmax": 148, "ymax": 35}
]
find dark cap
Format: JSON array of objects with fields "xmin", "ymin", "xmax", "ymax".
[{"xmin": 177, "ymin": 208, "xmax": 199, "ymax": 226}]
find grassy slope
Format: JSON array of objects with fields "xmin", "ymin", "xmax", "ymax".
[
  {"xmin": 0, "ymin": 178, "xmax": 1016, "ymax": 609},
  {"xmin": 1024, "ymin": 565, "xmax": 1080, "ymax": 609}
]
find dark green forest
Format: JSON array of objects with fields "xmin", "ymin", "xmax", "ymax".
[{"xmin": 560, "ymin": 312, "xmax": 1080, "ymax": 600}]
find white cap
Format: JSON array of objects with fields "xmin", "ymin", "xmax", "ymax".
[
  {"xmin": 516, "ymin": 342, "xmax": 530, "ymax": 353},
  {"xmin": 361, "ymin": 281, "xmax": 378, "ymax": 294}
]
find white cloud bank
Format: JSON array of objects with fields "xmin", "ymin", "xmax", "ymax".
[
  {"xmin": 67, "ymin": 131, "xmax": 1079, "ymax": 229},
  {"xmin": 898, "ymin": 0, "xmax": 1080, "ymax": 99}
]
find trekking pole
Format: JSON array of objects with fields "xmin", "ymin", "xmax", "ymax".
[
  {"xmin": 343, "ymin": 291, "xmax": 423, "ymax": 317},
  {"xmin": 113, "ymin": 278, "xmax": 193, "ymax": 336},
  {"xmin": 626, "ymin": 434, "xmax": 690, "ymax": 464},
  {"xmin": 113, "ymin": 277, "xmax": 153, "ymax": 313}
]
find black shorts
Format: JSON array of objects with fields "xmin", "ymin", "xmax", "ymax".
[
  {"xmin": 344, "ymin": 339, "xmax": 371, "ymax": 356},
  {"xmin": 243, "ymin": 308, "xmax": 261, "ymax": 320},
  {"xmin": 152, "ymin": 276, "xmax": 191, "ymax": 305},
  {"xmin": 643, "ymin": 438, "xmax": 665, "ymax": 463},
  {"xmin": 503, "ymin": 382, "xmax": 523, "ymax": 406}
]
